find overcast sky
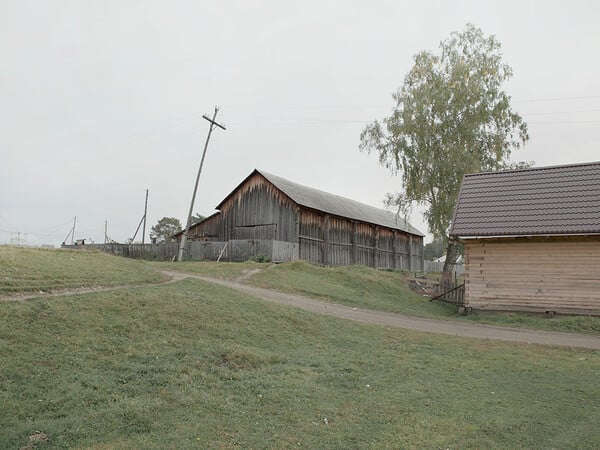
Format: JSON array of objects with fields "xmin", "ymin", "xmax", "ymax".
[{"xmin": 1, "ymin": 0, "xmax": 599, "ymax": 246}]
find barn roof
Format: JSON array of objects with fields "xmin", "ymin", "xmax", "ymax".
[
  {"xmin": 450, "ymin": 161, "xmax": 600, "ymax": 238},
  {"xmin": 218, "ymin": 169, "xmax": 424, "ymax": 236}
]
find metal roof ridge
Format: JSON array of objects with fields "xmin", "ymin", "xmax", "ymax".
[{"xmin": 464, "ymin": 160, "xmax": 600, "ymax": 178}]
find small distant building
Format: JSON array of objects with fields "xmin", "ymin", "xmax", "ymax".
[
  {"xmin": 177, "ymin": 169, "xmax": 424, "ymax": 270},
  {"xmin": 450, "ymin": 161, "xmax": 600, "ymax": 315}
]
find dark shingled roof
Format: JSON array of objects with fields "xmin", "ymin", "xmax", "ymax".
[
  {"xmin": 218, "ymin": 169, "xmax": 424, "ymax": 236},
  {"xmin": 450, "ymin": 161, "xmax": 600, "ymax": 238}
]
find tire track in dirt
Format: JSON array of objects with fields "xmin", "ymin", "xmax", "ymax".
[{"xmin": 0, "ymin": 272, "xmax": 184, "ymax": 303}]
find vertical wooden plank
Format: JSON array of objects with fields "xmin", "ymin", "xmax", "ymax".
[
  {"xmin": 373, "ymin": 225, "xmax": 379, "ymax": 269},
  {"xmin": 351, "ymin": 221, "xmax": 357, "ymax": 265},
  {"xmin": 392, "ymin": 230, "xmax": 398, "ymax": 270},
  {"xmin": 322, "ymin": 214, "xmax": 330, "ymax": 266},
  {"xmin": 408, "ymin": 234, "xmax": 413, "ymax": 271}
]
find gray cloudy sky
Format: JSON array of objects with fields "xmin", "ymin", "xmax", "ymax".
[{"xmin": 1, "ymin": 0, "xmax": 599, "ymax": 246}]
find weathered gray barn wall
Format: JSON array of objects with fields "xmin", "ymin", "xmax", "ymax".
[
  {"xmin": 298, "ymin": 209, "xmax": 423, "ymax": 270},
  {"xmin": 187, "ymin": 213, "xmax": 221, "ymax": 240},
  {"xmin": 182, "ymin": 171, "xmax": 424, "ymax": 271},
  {"xmin": 218, "ymin": 173, "xmax": 298, "ymax": 242}
]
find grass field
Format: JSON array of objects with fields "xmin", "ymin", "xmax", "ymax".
[
  {"xmin": 0, "ymin": 246, "xmax": 164, "ymax": 294},
  {"xmin": 2, "ymin": 278, "xmax": 599, "ymax": 449},
  {"xmin": 161, "ymin": 260, "xmax": 600, "ymax": 335},
  {"xmin": 2, "ymin": 248, "xmax": 600, "ymax": 448}
]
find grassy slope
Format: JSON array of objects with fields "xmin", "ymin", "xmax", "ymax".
[
  {"xmin": 0, "ymin": 246, "xmax": 164, "ymax": 294},
  {"xmin": 1, "ymin": 279, "xmax": 599, "ymax": 449},
  {"xmin": 247, "ymin": 261, "xmax": 600, "ymax": 335}
]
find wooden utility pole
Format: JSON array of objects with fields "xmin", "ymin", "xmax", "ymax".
[
  {"xmin": 142, "ymin": 189, "xmax": 148, "ymax": 244},
  {"xmin": 131, "ymin": 189, "xmax": 150, "ymax": 243},
  {"xmin": 177, "ymin": 107, "xmax": 226, "ymax": 262},
  {"xmin": 72, "ymin": 216, "xmax": 76, "ymax": 244}
]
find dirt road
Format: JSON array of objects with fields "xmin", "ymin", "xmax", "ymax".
[
  {"xmin": 162, "ymin": 270, "xmax": 600, "ymax": 350},
  {"xmin": 3, "ymin": 269, "xmax": 599, "ymax": 350}
]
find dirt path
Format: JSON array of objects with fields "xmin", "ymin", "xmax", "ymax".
[
  {"xmin": 161, "ymin": 269, "xmax": 600, "ymax": 350},
  {"xmin": 0, "ymin": 274, "xmax": 184, "ymax": 303},
  {"xmin": 3, "ymin": 269, "xmax": 599, "ymax": 350}
]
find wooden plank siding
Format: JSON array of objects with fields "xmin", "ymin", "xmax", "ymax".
[
  {"xmin": 216, "ymin": 173, "xmax": 299, "ymax": 242},
  {"xmin": 183, "ymin": 172, "xmax": 423, "ymax": 270},
  {"xmin": 464, "ymin": 236, "xmax": 600, "ymax": 315},
  {"xmin": 298, "ymin": 209, "xmax": 422, "ymax": 270},
  {"xmin": 187, "ymin": 213, "xmax": 221, "ymax": 240}
]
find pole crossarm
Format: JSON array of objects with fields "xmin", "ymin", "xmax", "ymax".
[{"xmin": 202, "ymin": 114, "xmax": 226, "ymax": 130}]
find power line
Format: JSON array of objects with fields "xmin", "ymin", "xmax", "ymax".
[
  {"xmin": 525, "ymin": 108, "xmax": 600, "ymax": 116},
  {"xmin": 514, "ymin": 95, "xmax": 600, "ymax": 103}
]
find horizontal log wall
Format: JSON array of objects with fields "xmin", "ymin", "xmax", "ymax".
[{"xmin": 464, "ymin": 236, "xmax": 600, "ymax": 315}]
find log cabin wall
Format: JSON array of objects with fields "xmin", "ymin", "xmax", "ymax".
[{"xmin": 464, "ymin": 235, "xmax": 600, "ymax": 315}]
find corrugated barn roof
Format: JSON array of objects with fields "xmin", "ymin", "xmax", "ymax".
[
  {"xmin": 450, "ymin": 161, "xmax": 600, "ymax": 238},
  {"xmin": 258, "ymin": 170, "xmax": 424, "ymax": 236},
  {"xmin": 230, "ymin": 169, "xmax": 424, "ymax": 236}
]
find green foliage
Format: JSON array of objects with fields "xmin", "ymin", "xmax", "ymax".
[
  {"xmin": 423, "ymin": 237, "xmax": 446, "ymax": 260},
  {"xmin": 360, "ymin": 24, "xmax": 530, "ymax": 241},
  {"xmin": 1, "ymin": 280, "xmax": 599, "ymax": 448},
  {"xmin": 150, "ymin": 217, "xmax": 182, "ymax": 243},
  {"xmin": 249, "ymin": 254, "xmax": 271, "ymax": 263}
]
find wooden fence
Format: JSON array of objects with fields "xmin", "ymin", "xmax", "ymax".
[
  {"xmin": 423, "ymin": 260, "xmax": 465, "ymax": 275},
  {"xmin": 63, "ymin": 240, "xmax": 298, "ymax": 263}
]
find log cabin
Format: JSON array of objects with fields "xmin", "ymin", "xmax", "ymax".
[{"xmin": 450, "ymin": 161, "xmax": 600, "ymax": 315}]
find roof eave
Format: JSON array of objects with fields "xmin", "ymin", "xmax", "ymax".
[{"xmin": 454, "ymin": 232, "xmax": 600, "ymax": 240}]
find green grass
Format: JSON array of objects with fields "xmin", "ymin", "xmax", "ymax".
[
  {"xmin": 150, "ymin": 260, "xmax": 270, "ymax": 281},
  {"xmin": 0, "ymin": 246, "xmax": 165, "ymax": 294},
  {"xmin": 1, "ymin": 279, "xmax": 599, "ymax": 449},
  {"xmin": 247, "ymin": 261, "xmax": 600, "ymax": 335}
]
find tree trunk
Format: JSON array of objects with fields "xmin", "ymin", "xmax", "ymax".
[{"xmin": 441, "ymin": 238, "xmax": 461, "ymax": 290}]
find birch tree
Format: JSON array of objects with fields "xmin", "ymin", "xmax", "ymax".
[{"xmin": 360, "ymin": 24, "xmax": 529, "ymax": 286}]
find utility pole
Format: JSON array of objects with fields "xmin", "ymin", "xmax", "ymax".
[
  {"xmin": 104, "ymin": 220, "xmax": 108, "ymax": 244},
  {"xmin": 177, "ymin": 107, "xmax": 226, "ymax": 262},
  {"xmin": 62, "ymin": 216, "xmax": 77, "ymax": 246},
  {"xmin": 142, "ymin": 189, "xmax": 148, "ymax": 244},
  {"xmin": 72, "ymin": 216, "xmax": 76, "ymax": 244},
  {"xmin": 131, "ymin": 189, "xmax": 150, "ymax": 243}
]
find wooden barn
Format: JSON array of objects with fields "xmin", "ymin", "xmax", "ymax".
[
  {"xmin": 450, "ymin": 161, "xmax": 600, "ymax": 315},
  {"xmin": 180, "ymin": 169, "xmax": 424, "ymax": 270}
]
